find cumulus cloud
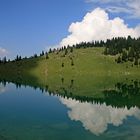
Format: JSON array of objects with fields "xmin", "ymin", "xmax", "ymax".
[
  {"xmin": 60, "ymin": 8, "xmax": 140, "ymax": 47},
  {"xmin": 0, "ymin": 47, "xmax": 8, "ymax": 57},
  {"xmin": 60, "ymin": 97, "xmax": 140, "ymax": 135}
]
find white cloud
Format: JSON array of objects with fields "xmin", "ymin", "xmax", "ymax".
[
  {"xmin": 85, "ymin": 0, "xmax": 140, "ymax": 19},
  {"xmin": 60, "ymin": 8, "xmax": 140, "ymax": 47},
  {"xmin": 60, "ymin": 97, "xmax": 140, "ymax": 135},
  {"xmin": 127, "ymin": 0, "xmax": 140, "ymax": 18},
  {"xmin": 0, "ymin": 47, "xmax": 8, "ymax": 57},
  {"xmin": 106, "ymin": 6, "xmax": 131, "ymax": 14}
]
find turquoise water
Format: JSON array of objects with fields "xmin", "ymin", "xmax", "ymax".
[{"xmin": 0, "ymin": 83, "xmax": 140, "ymax": 140}]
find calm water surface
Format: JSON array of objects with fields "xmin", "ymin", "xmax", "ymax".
[{"xmin": 0, "ymin": 83, "xmax": 140, "ymax": 140}]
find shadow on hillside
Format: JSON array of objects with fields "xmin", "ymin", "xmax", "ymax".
[{"xmin": 0, "ymin": 57, "xmax": 46, "ymax": 89}]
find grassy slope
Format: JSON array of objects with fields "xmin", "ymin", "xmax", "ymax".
[
  {"xmin": 0, "ymin": 47, "xmax": 140, "ymax": 98},
  {"xmin": 46, "ymin": 47, "xmax": 140, "ymax": 97}
]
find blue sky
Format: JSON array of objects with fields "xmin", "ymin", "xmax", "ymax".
[{"xmin": 0, "ymin": 0, "xmax": 140, "ymax": 59}]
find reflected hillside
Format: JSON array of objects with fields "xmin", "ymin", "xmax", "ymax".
[
  {"xmin": 0, "ymin": 76, "xmax": 140, "ymax": 109},
  {"xmin": 102, "ymin": 80, "xmax": 140, "ymax": 108}
]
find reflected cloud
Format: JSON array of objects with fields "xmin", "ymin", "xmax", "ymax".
[
  {"xmin": 60, "ymin": 97, "xmax": 140, "ymax": 135},
  {"xmin": 0, "ymin": 85, "xmax": 6, "ymax": 94}
]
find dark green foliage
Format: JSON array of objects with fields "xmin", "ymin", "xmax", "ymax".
[
  {"xmin": 15, "ymin": 55, "xmax": 22, "ymax": 61},
  {"xmin": 104, "ymin": 47, "xmax": 108, "ymax": 55},
  {"xmin": 61, "ymin": 78, "xmax": 64, "ymax": 84},
  {"xmin": 62, "ymin": 62, "xmax": 64, "ymax": 67},
  {"xmin": 103, "ymin": 36, "xmax": 140, "ymax": 64},
  {"xmin": 134, "ymin": 57, "xmax": 139, "ymax": 65},
  {"xmin": 45, "ymin": 52, "xmax": 49, "ymax": 59},
  {"xmin": 16, "ymin": 55, "xmax": 18, "ymax": 61},
  {"xmin": 128, "ymin": 47, "xmax": 135, "ymax": 59},
  {"xmin": 2, "ymin": 56, "xmax": 7, "ymax": 64},
  {"xmin": 116, "ymin": 56, "xmax": 122, "ymax": 63},
  {"xmin": 70, "ymin": 47, "xmax": 73, "ymax": 53},
  {"xmin": 34, "ymin": 54, "xmax": 38, "ymax": 58},
  {"xmin": 40, "ymin": 51, "xmax": 45, "ymax": 56},
  {"xmin": 65, "ymin": 49, "xmax": 68, "ymax": 55},
  {"xmin": 71, "ymin": 59, "xmax": 74, "ymax": 66},
  {"xmin": 122, "ymin": 50, "xmax": 128, "ymax": 62},
  {"xmin": 49, "ymin": 48, "xmax": 52, "ymax": 53},
  {"xmin": 18, "ymin": 56, "xmax": 21, "ymax": 61}
]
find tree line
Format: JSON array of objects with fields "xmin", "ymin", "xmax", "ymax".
[
  {"xmin": 0, "ymin": 51, "xmax": 49, "ymax": 64},
  {"xmin": 1, "ymin": 35, "xmax": 140, "ymax": 65},
  {"xmin": 103, "ymin": 36, "xmax": 140, "ymax": 65}
]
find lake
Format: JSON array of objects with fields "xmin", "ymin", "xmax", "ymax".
[{"xmin": 0, "ymin": 81, "xmax": 140, "ymax": 140}]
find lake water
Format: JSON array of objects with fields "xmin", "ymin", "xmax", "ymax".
[{"xmin": 0, "ymin": 82, "xmax": 140, "ymax": 140}]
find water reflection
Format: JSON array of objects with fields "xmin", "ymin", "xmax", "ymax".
[
  {"xmin": 102, "ymin": 80, "xmax": 140, "ymax": 108},
  {"xmin": 0, "ymin": 84, "xmax": 6, "ymax": 94},
  {"xmin": 60, "ymin": 97, "xmax": 140, "ymax": 135},
  {"xmin": 1, "ymin": 79, "xmax": 140, "ymax": 109},
  {"xmin": 0, "ymin": 80, "xmax": 140, "ymax": 139}
]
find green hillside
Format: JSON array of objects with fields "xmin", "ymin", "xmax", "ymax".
[{"xmin": 0, "ymin": 47, "xmax": 140, "ymax": 99}]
